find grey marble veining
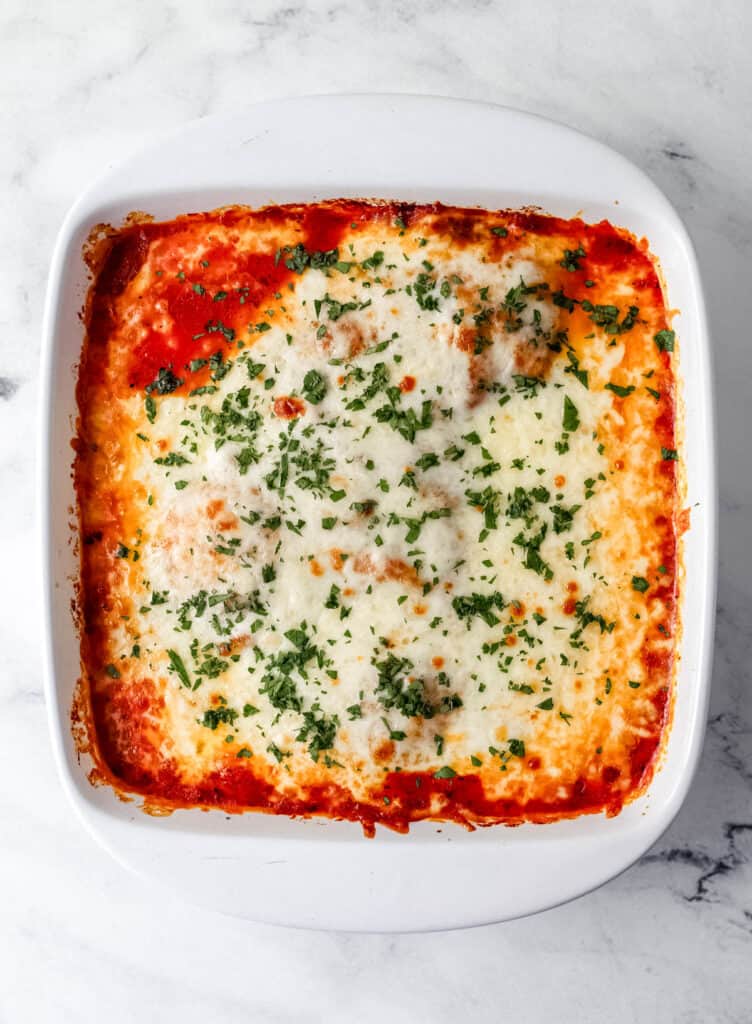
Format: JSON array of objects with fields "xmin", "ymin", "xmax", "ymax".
[{"xmin": 1, "ymin": 0, "xmax": 751, "ymax": 1020}]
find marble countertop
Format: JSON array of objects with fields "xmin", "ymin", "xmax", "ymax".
[{"xmin": 2, "ymin": 0, "xmax": 751, "ymax": 1020}]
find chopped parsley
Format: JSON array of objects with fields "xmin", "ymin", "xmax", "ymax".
[
  {"xmin": 564, "ymin": 350, "xmax": 589, "ymax": 389},
  {"xmin": 513, "ymin": 526, "xmax": 553, "ymax": 581},
  {"xmin": 259, "ymin": 624, "xmax": 324, "ymax": 713},
  {"xmin": 315, "ymin": 293, "xmax": 360, "ymax": 322},
  {"xmin": 302, "ymin": 369, "xmax": 327, "ymax": 404},
  {"xmin": 559, "ymin": 244, "xmax": 586, "ymax": 272},
  {"xmin": 452, "ymin": 591, "xmax": 506, "ymax": 628},
  {"xmin": 277, "ymin": 243, "xmax": 340, "ymax": 274},
  {"xmin": 145, "ymin": 367, "xmax": 182, "ymax": 398},
  {"xmin": 605, "ymin": 382, "xmax": 635, "ymax": 398},
  {"xmin": 372, "ymin": 653, "xmax": 462, "ymax": 720},
  {"xmin": 654, "ymin": 329, "xmax": 675, "ymax": 352},
  {"xmin": 415, "ymin": 452, "xmax": 440, "ymax": 471},
  {"xmin": 201, "ymin": 702, "xmax": 239, "ymax": 730},
  {"xmin": 295, "ymin": 703, "xmax": 339, "ymax": 761},
  {"xmin": 465, "ymin": 486, "xmax": 500, "ymax": 531},
  {"xmin": 551, "ymin": 503, "xmax": 581, "ymax": 534},
  {"xmin": 562, "ymin": 395, "xmax": 580, "ymax": 431},
  {"xmin": 581, "ymin": 300, "xmax": 639, "ymax": 335},
  {"xmin": 167, "ymin": 649, "xmax": 192, "ymax": 689},
  {"xmin": 513, "ymin": 374, "xmax": 546, "ymax": 399}
]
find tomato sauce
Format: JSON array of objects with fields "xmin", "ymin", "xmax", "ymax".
[{"xmin": 96, "ymin": 756, "xmax": 631, "ymax": 836}]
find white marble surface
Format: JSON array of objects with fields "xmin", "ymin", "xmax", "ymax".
[{"xmin": 1, "ymin": 0, "xmax": 751, "ymax": 1020}]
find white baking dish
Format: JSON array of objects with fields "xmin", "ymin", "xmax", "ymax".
[{"xmin": 40, "ymin": 95, "xmax": 715, "ymax": 931}]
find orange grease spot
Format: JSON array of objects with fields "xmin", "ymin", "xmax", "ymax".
[
  {"xmin": 329, "ymin": 549, "xmax": 347, "ymax": 572},
  {"xmin": 273, "ymin": 395, "xmax": 305, "ymax": 419},
  {"xmin": 399, "ymin": 375, "xmax": 416, "ymax": 392},
  {"xmin": 373, "ymin": 740, "xmax": 395, "ymax": 764}
]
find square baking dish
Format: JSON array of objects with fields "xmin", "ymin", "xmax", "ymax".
[{"xmin": 40, "ymin": 95, "xmax": 715, "ymax": 931}]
